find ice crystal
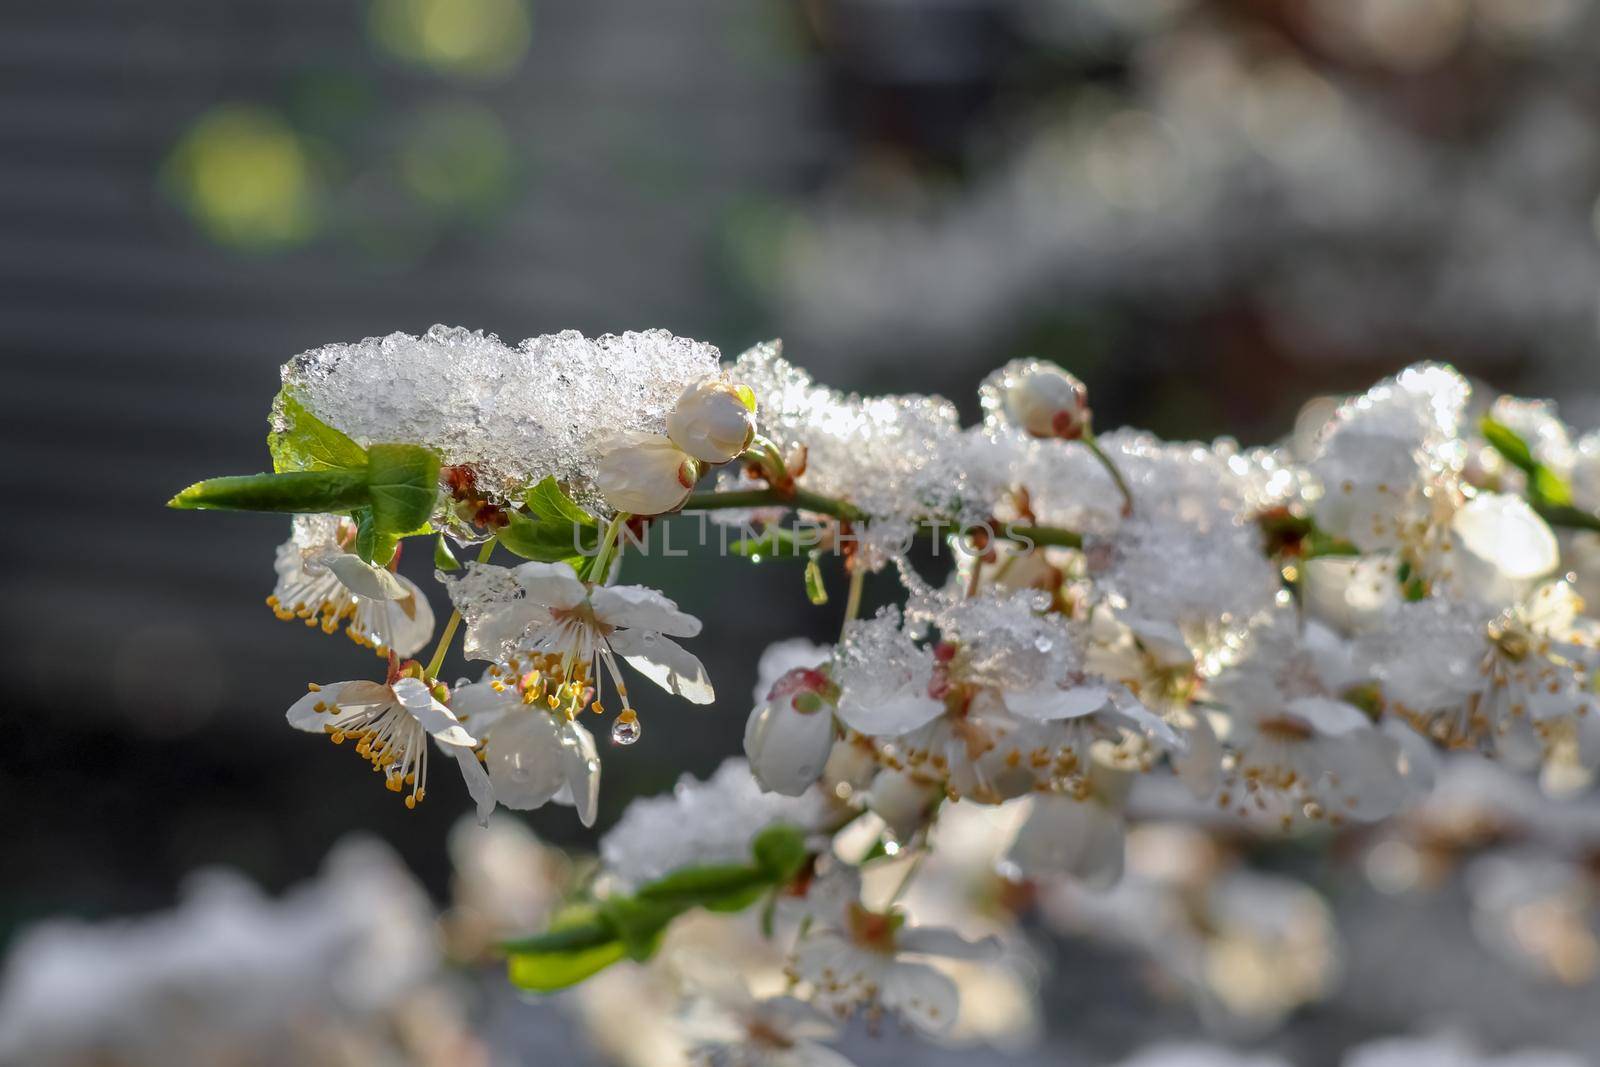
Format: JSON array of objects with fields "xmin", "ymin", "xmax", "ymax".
[
  {"xmin": 732, "ymin": 341, "xmax": 1005, "ymax": 564},
  {"xmin": 280, "ymin": 325, "xmax": 721, "ymax": 501},
  {"xmin": 598, "ymin": 758, "xmax": 830, "ymax": 889}
]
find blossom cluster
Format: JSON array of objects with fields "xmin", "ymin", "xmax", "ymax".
[{"xmin": 170, "ymin": 325, "xmax": 1600, "ymax": 1063}]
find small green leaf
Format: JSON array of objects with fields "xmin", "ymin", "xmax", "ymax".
[
  {"xmin": 526, "ymin": 476, "xmax": 599, "ymax": 528},
  {"xmin": 635, "ymin": 864, "xmax": 768, "ymax": 911},
  {"xmin": 1480, "ymin": 416, "xmax": 1538, "ymax": 475},
  {"xmin": 1533, "ymin": 466, "xmax": 1574, "ymax": 508},
  {"xmin": 366, "ymin": 444, "xmax": 441, "ymax": 535},
  {"xmin": 168, "ymin": 470, "xmax": 369, "ymax": 513},
  {"xmin": 597, "ymin": 896, "xmax": 681, "ymax": 962},
  {"xmin": 1481, "ymin": 415, "xmax": 1575, "ymax": 507},
  {"xmin": 507, "ymin": 939, "xmax": 627, "ymax": 993},
  {"xmin": 804, "ymin": 554, "xmax": 828, "ymax": 605},
  {"xmin": 730, "ymin": 527, "xmax": 817, "ymax": 560},
  {"xmin": 497, "ymin": 508, "xmax": 600, "ymax": 564},
  {"xmin": 352, "ymin": 507, "xmax": 399, "ymax": 566},
  {"xmin": 434, "ymin": 533, "xmax": 461, "ymax": 570},
  {"xmin": 1303, "ymin": 531, "xmax": 1361, "ymax": 559},
  {"xmin": 751, "ymin": 823, "xmax": 808, "ymax": 882},
  {"xmin": 268, "ymin": 390, "xmax": 369, "ymax": 473},
  {"xmin": 759, "ymin": 889, "xmax": 778, "ymax": 938}
]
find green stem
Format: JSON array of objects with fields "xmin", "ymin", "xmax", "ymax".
[
  {"xmin": 741, "ymin": 434, "xmax": 791, "ymax": 487},
  {"xmin": 683, "ymin": 486, "xmax": 865, "ymax": 523},
  {"xmin": 842, "ymin": 565, "xmax": 866, "ymax": 638},
  {"xmin": 1535, "ymin": 501, "xmax": 1600, "ymax": 535},
  {"xmin": 425, "ymin": 539, "xmax": 495, "ymax": 678},
  {"xmin": 586, "ymin": 513, "xmax": 630, "ymax": 583},
  {"xmin": 886, "ymin": 849, "xmax": 928, "ymax": 908},
  {"xmin": 1084, "ymin": 430, "xmax": 1135, "ymax": 517},
  {"xmin": 681, "ymin": 487, "xmax": 1083, "ymax": 549}
]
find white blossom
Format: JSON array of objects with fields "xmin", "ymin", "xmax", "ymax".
[
  {"xmin": 286, "ymin": 673, "xmax": 483, "ymax": 813},
  {"xmin": 444, "ymin": 560, "xmax": 714, "ymax": 725},
  {"xmin": 786, "ymin": 870, "xmax": 1000, "ymax": 1035},
  {"xmin": 267, "ymin": 515, "xmax": 435, "ymax": 657},
  {"xmin": 449, "ymin": 673, "xmax": 601, "ymax": 825}
]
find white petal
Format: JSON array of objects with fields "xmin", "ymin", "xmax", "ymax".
[
  {"xmin": 325, "ymin": 553, "xmax": 409, "ymax": 601},
  {"xmin": 879, "ymin": 960, "xmax": 960, "ymax": 1036},
  {"xmin": 1301, "ymin": 554, "xmax": 1399, "ymax": 633},
  {"xmin": 513, "ymin": 561, "xmax": 588, "ymax": 610},
  {"xmin": 559, "ymin": 720, "xmax": 601, "ymax": 827},
  {"xmin": 447, "ymin": 679, "xmax": 515, "ymax": 736},
  {"xmin": 590, "ymin": 584, "xmax": 702, "ymax": 638},
  {"xmin": 392, "ymin": 677, "xmax": 478, "ymax": 747},
  {"xmin": 453, "ymin": 745, "xmax": 496, "ymax": 825},
  {"xmin": 1323, "ymin": 730, "xmax": 1407, "ymax": 822},
  {"xmin": 867, "ymin": 768, "xmax": 941, "ymax": 842},
  {"xmin": 835, "ymin": 686, "xmax": 944, "ymax": 736},
  {"xmin": 286, "ymin": 681, "xmax": 364, "ymax": 732},
  {"xmin": 609, "ymin": 631, "xmax": 716, "ymax": 704},
  {"xmin": 1112, "ymin": 698, "xmax": 1183, "ymax": 749},
  {"xmin": 1004, "ymin": 793, "xmax": 1124, "ymax": 890},
  {"xmin": 1171, "ymin": 706, "xmax": 1223, "ymax": 800},
  {"xmin": 1003, "ymin": 684, "xmax": 1112, "ymax": 722},
  {"xmin": 387, "ymin": 575, "xmax": 437, "ymax": 655},
  {"xmin": 896, "ymin": 926, "xmax": 1002, "ymax": 962},
  {"xmin": 1453, "ymin": 493, "xmax": 1559, "ymax": 582},
  {"xmin": 1286, "ymin": 696, "xmax": 1372, "ymax": 737},
  {"xmin": 745, "ymin": 700, "xmax": 836, "ymax": 796},
  {"xmin": 783, "ymin": 1042, "xmax": 859, "ymax": 1067},
  {"xmin": 484, "ymin": 713, "xmax": 570, "ymax": 810}
]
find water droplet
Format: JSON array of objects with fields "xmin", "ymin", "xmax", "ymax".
[
  {"xmin": 1034, "ymin": 636, "xmax": 1054, "ymax": 653},
  {"xmin": 611, "ymin": 716, "xmax": 642, "ymax": 745}
]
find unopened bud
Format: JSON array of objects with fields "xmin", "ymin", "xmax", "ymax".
[
  {"xmin": 667, "ymin": 377, "xmax": 758, "ymax": 464},
  {"xmin": 981, "ymin": 359, "xmax": 1090, "ymax": 440},
  {"xmin": 596, "ymin": 432, "xmax": 700, "ymax": 515}
]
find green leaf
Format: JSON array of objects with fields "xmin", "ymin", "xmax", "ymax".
[
  {"xmin": 352, "ymin": 507, "xmax": 399, "ymax": 566},
  {"xmin": 634, "ymin": 864, "xmax": 768, "ymax": 911},
  {"xmin": 804, "ymin": 554, "xmax": 828, "ymax": 605},
  {"xmin": 1303, "ymin": 531, "xmax": 1361, "ymax": 560},
  {"xmin": 1532, "ymin": 466, "xmax": 1574, "ymax": 508},
  {"xmin": 730, "ymin": 526, "xmax": 817, "ymax": 560},
  {"xmin": 1481, "ymin": 415, "xmax": 1575, "ymax": 507},
  {"xmin": 526, "ymin": 476, "xmax": 599, "ymax": 528},
  {"xmin": 501, "ymin": 911, "xmax": 616, "ymax": 956},
  {"xmin": 1481, "ymin": 416, "xmax": 1538, "ymax": 475},
  {"xmin": 168, "ymin": 470, "xmax": 369, "ymax": 513},
  {"xmin": 365, "ymin": 444, "xmax": 441, "ymax": 536},
  {"xmin": 507, "ymin": 939, "xmax": 627, "ymax": 993},
  {"xmin": 267, "ymin": 391, "xmax": 368, "ymax": 473},
  {"xmin": 434, "ymin": 533, "xmax": 461, "ymax": 570},
  {"xmin": 597, "ymin": 896, "xmax": 680, "ymax": 962},
  {"xmin": 750, "ymin": 823, "xmax": 808, "ymax": 883},
  {"xmin": 497, "ymin": 507, "xmax": 600, "ymax": 564}
]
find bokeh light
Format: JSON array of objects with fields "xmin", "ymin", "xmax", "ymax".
[
  {"xmin": 162, "ymin": 105, "xmax": 318, "ymax": 251},
  {"xmin": 369, "ymin": 0, "xmax": 532, "ymax": 79}
]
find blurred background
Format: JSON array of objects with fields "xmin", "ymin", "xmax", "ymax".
[{"xmin": 6, "ymin": 0, "xmax": 1600, "ymax": 1064}]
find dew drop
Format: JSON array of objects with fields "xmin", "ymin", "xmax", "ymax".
[{"xmin": 611, "ymin": 716, "xmax": 642, "ymax": 745}]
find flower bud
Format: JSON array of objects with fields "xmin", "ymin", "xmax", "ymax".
[
  {"xmin": 596, "ymin": 432, "xmax": 701, "ymax": 515},
  {"xmin": 667, "ymin": 377, "xmax": 757, "ymax": 464},
  {"xmin": 982, "ymin": 359, "xmax": 1090, "ymax": 440},
  {"xmin": 744, "ymin": 666, "xmax": 837, "ymax": 796}
]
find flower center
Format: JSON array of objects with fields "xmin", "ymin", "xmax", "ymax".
[
  {"xmin": 1257, "ymin": 714, "xmax": 1315, "ymax": 743},
  {"xmin": 846, "ymin": 903, "xmax": 899, "ymax": 953}
]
